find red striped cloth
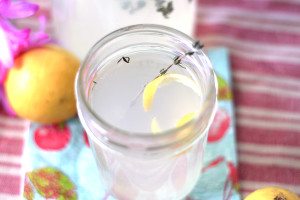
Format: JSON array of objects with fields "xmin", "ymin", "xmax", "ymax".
[
  {"xmin": 0, "ymin": 110, "xmax": 29, "ymax": 199},
  {"xmin": 196, "ymin": 0, "xmax": 300, "ymax": 197},
  {"xmin": 1, "ymin": 0, "xmax": 300, "ymax": 199}
]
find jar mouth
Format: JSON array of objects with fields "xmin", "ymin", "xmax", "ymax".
[{"xmin": 75, "ymin": 24, "xmax": 217, "ymax": 151}]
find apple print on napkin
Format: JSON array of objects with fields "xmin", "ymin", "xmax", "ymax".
[{"xmin": 34, "ymin": 124, "xmax": 71, "ymax": 151}]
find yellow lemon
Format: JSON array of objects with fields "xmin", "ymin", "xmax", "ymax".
[
  {"xmin": 143, "ymin": 74, "xmax": 200, "ymax": 111},
  {"xmin": 245, "ymin": 186, "xmax": 299, "ymax": 200},
  {"xmin": 5, "ymin": 45, "xmax": 80, "ymax": 124}
]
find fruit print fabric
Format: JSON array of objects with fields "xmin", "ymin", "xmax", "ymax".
[
  {"xmin": 188, "ymin": 48, "xmax": 240, "ymax": 200},
  {"xmin": 23, "ymin": 48, "xmax": 240, "ymax": 200},
  {"xmin": 26, "ymin": 167, "xmax": 77, "ymax": 200},
  {"xmin": 208, "ymin": 108, "xmax": 230, "ymax": 143},
  {"xmin": 34, "ymin": 124, "xmax": 71, "ymax": 151},
  {"xmin": 23, "ymin": 119, "xmax": 105, "ymax": 200}
]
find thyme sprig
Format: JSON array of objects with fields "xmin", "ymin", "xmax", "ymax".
[
  {"xmin": 193, "ymin": 41, "xmax": 204, "ymax": 49},
  {"xmin": 117, "ymin": 56, "xmax": 130, "ymax": 64},
  {"xmin": 91, "ymin": 81, "xmax": 97, "ymax": 91},
  {"xmin": 128, "ymin": 40, "xmax": 204, "ymax": 107}
]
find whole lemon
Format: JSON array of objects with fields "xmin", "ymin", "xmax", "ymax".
[
  {"xmin": 245, "ymin": 186, "xmax": 299, "ymax": 200},
  {"xmin": 4, "ymin": 45, "xmax": 80, "ymax": 124}
]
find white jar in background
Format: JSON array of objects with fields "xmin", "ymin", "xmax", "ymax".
[{"xmin": 51, "ymin": 0, "xmax": 196, "ymax": 59}]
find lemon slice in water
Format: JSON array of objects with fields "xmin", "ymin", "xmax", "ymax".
[
  {"xmin": 176, "ymin": 112, "xmax": 196, "ymax": 128},
  {"xmin": 143, "ymin": 74, "xmax": 200, "ymax": 112},
  {"xmin": 150, "ymin": 112, "xmax": 196, "ymax": 156},
  {"xmin": 150, "ymin": 112, "xmax": 197, "ymax": 134},
  {"xmin": 151, "ymin": 117, "xmax": 161, "ymax": 134}
]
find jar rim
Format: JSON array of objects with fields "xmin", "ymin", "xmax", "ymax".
[{"xmin": 75, "ymin": 24, "xmax": 217, "ymax": 151}]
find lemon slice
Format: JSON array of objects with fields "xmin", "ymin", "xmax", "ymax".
[
  {"xmin": 150, "ymin": 113, "xmax": 196, "ymax": 156},
  {"xmin": 174, "ymin": 112, "xmax": 196, "ymax": 156},
  {"xmin": 175, "ymin": 112, "xmax": 196, "ymax": 141},
  {"xmin": 151, "ymin": 117, "xmax": 161, "ymax": 134},
  {"xmin": 150, "ymin": 112, "xmax": 197, "ymax": 135},
  {"xmin": 176, "ymin": 112, "xmax": 196, "ymax": 128},
  {"xmin": 143, "ymin": 74, "xmax": 200, "ymax": 111}
]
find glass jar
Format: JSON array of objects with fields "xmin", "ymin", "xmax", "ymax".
[
  {"xmin": 51, "ymin": 0, "xmax": 196, "ymax": 59},
  {"xmin": 75, "ymin": 24, "xmax": 217, "ymax": 200}
]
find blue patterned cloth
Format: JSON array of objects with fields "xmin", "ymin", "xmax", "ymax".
[{"xmin": 23, "ymin": 48, "xmax": 240, "ymax": 200}]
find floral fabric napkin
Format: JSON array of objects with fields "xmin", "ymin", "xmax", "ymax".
[{"xmin": 23, "ymin": 48, "xmax": 240, "ymax": 200}]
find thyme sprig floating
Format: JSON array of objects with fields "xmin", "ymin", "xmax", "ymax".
[
  {"xmin": 117, "ymin": 56, "xmax": 130, "ymax": 64},
  {"xmin": 127, "ymin": 40, "xmax": 204, "ymax": 107},
  {"xmin": 91, "ymin": 80, "xmax": 97, "ymax": 91}
]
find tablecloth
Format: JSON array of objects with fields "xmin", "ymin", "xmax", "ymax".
[
  {"xmin": 195, "ymin": 0, "xmax": 300, "ymax": 196},
  {"xmin": 0, "ymin": 0, "xmax": 300, "ymax": 199}
]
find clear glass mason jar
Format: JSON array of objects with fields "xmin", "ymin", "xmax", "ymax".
[
  {"xmin": 51, "ymin": 0, "xmax": 196, "ymax": 59},
  {"xmin": 75, "ymin": 24, "xmax": 217, "ymax": 200}
]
